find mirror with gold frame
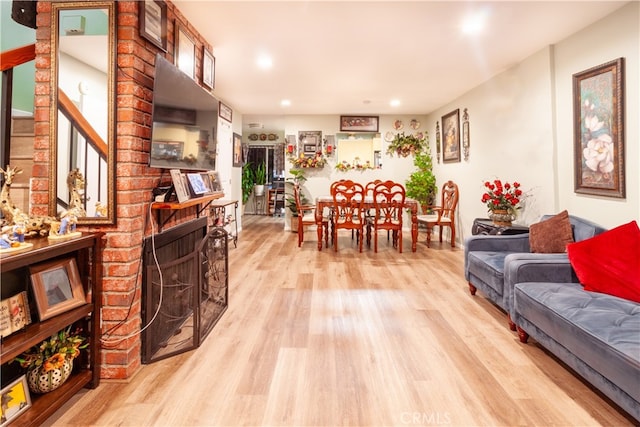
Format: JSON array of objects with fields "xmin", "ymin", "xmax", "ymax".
[{"xmin": 49, "ymin": 1, "xmax": 116, "ymax": 224}]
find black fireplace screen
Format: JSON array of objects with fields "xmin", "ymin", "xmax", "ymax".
[{"xmin": 142, "ymin": 218, "xmax": 228, "ymax": 364}]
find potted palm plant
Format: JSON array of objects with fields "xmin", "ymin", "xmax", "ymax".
[
  {"xmin": 405, "ymin": 149, "xmax": 437, "ymax": 213},
  {"xmin": 253, "ymin": 162, "xmax": 267, "ymax": 197}
]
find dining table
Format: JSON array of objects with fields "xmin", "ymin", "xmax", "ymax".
[{"xmin": 314, "ymin": 195, "xmax": 420, "ymax": 252}]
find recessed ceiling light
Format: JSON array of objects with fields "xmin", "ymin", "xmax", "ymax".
[
  {"xmin": 390, "ymin": 99, "xmax": 401, "ymax": 107},
  {"xmin": 281, "ymin": 99, "xmax": 291, "ymax": 107},
  {"xmin": 462, "ymin": 10, "xmax": 488, "ymax": 35},
  {"xmin": 257, "ymin": 54, "xmax": 273, "ymax": 70}
]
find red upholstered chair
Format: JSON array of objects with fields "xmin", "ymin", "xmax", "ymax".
[
  {"xmin": 331, "ymin": 180, "xmax": 365, "ymax": 252},
  {"xmin": 369, "ymin": 180, "xmax": 406, "ymax": 253},
  {"xmin": 294, "ymin": 184, "xmax": 329, "ymax": 248},
  {"xmin": 417, "ymin": 180, "xmax": 459, "ymax": 248}
]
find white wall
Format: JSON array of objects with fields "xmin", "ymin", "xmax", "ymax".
[
  {"xmin": 425, "ymin": 1, "xmax": 638, "ymax": 241},
  {"xmin": 426, "ymin": 47, "xmax": 556, "ymax": 244},
  {"xmin": 553, "ymin": 1, "xmax": 639, "ymax": 227},
  {"xmin": 280, "ymin": 114, "xmax": 430, "ymax": 230},
  {"xmin": 236, "ymin": 2, "xmax": 639, "ymax": 241}
]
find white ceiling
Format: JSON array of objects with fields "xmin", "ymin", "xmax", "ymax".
[{"xmin": 176, "ymin": 0, "xmax": 627, "ymax": 123}]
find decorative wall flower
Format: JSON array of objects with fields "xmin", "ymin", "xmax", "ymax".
[
  {"xmin": 334, "ymin": 160, "xmax": 376, "ymax": 172},
  {"xmin": 289, "ymin": 152, "xmax": 326, "ymax": 168}
]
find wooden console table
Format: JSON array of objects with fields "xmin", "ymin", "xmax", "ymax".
[{"xmin": 152, "ymin": 192, "xmax": 224, "ymax": 232}]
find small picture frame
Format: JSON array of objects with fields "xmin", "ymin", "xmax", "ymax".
[
  {"xmin": 208, "ymin": 171, "xmax": 222, "ymax": 191},
  {"xmin": 176, "ymin": 25, "xmax": 196, "ymax": 79},
  {"xmin": 202, "ymin": 47, "xmax": 215, "ymax": 90},
  {"xmin": 0, "ymin": 375, "xmax": 31, "ymax": 426},
  {"xmin": 30, "ymin": 258, "xmax": 85, "ymax": 321},
  {"xmin": 340, "ymin": 115, "xmax": 379, "ymax": 132},
  {"xmin": 232, "ymin": 133, "xmax": 242, "ymax": 167},
  {"xmin": 139, "ymin": 0, "xmax": 167, "ymax": 51},
  {"xmin": 186, "ymin": 173, "xmax": 208, "ymax": 197},
  {"xmin": 219, "ymin": 101, "xmax": 232, "ymax": 122},
  {"xmin": 441, "ymin": 109, "xmax": 461, "ymax": 163}
]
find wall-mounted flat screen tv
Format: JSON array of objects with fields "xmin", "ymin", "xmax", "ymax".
[{"xmin": 149, "ymin": 54, "xmax": 218, "ymax": 171}]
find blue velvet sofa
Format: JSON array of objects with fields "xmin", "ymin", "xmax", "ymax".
[
  {"xmin": 464, "ymin": 215, "xmax": 606, "ymax": 329},
  {"xmin": 465, "ymin": 215, "xmax": 639, "ymax": 421},
  {"xmin": 512, "ymin": 277, "xmax": 640, "ymax": 422}
]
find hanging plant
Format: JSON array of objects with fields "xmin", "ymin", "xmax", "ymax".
[{"xmin": 386, "ymin": 132, "xmax": 427, "ymax": 157}]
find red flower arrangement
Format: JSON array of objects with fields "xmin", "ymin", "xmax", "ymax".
[{"xmin": 481, "ymin": 179, "xmax": 523, "ymax": 214}]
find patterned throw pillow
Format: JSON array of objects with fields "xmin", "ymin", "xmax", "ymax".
[{"xmin": 529, "ymin": 210, "xmax": 574, "ymax": 253}]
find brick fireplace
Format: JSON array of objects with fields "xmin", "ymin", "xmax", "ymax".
[{"xmin": 33, "ymin": 2, "xmax": 218, "ymax": 378}]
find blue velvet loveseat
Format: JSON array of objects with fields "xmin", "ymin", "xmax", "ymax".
[{"xmin": 464, "ymin": 214, "xmax": 606, "ymax": 329}]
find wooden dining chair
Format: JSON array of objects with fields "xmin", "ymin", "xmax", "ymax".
[
  {"xmin": 369, "ymin": 180, "xmax": 406, "ymax": 253},
  {"xmin": 331, "ymin": 180, "xmax": 365, "ymax": 252},
  {"xmin": 417, "ymin": 180, "xmax": 459, "ymax": 248},
  {"xmin": 294, "ymin": 184, "xmax": 329, "ymax": 248}
]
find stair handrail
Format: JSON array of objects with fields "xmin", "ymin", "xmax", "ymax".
[
  {"xmin": 57, "ymin": 88, "xmax": 108, "ymax": 159},
  {"xmin": 0, "ymin": 44, "xmax": 36, "ymax": 72}
]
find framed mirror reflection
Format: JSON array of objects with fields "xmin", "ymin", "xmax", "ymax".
[{"xmin": 49, "ymin": 1, "xmax": 116, "ymax": 224}]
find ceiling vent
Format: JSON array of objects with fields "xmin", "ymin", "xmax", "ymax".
[{"xmin": 248, "ymin": 123, "xmax": 263, "ymax": 129}]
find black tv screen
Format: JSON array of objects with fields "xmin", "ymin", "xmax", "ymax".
[{"xmin": 149, "ymin": 54, "xmax": 218, "ymax": 171}]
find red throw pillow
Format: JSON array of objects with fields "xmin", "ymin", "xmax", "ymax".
[
  {"xmin": 529, "ymin": 210, "xmax": 574, "ymax": 253},
  {"xmin": 567, "ymin": 220, "xmax": 640, "ymax": 303}
]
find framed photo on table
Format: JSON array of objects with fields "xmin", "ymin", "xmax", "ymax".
[
  {"xmin": 202, "ymin": 47, "xmax": 215, "ymax": 89},
  {"xmin": 30, "ymin": 258, "xmax": 86, "ymax": 321},
  {"xmin": 572, "ymin": 58, "xmax": 625, "ymax": 198},
  {"xmin": 138, "ymin": 0, "xmax": 167, "ymax": 51},
  {"xmin": 441, "ymin": 109, "xmax": 461, "ymax": 163},
  {"xmin": 0, "ymin": 375, "xmax": 31, "ymax": 426},
  {"xmin": 176, "ymin": 25, "xmax": 195, "ymax": 79}
]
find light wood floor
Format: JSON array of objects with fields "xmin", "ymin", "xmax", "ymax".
[{"xmin": 45, "ymin": 215, "xmax": 635, "ymax": 426}]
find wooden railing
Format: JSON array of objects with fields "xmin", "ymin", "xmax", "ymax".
[
  {"xmin": 0, "ymin": 44, "xmax": 35, "ymax": 72},
  {"xmin": 58, "ymin": 88, "xmax": 108, "ymax": 159},
  {"xmin": 1, "ymin": 44, "xmax": 36, "ymax": 169}
]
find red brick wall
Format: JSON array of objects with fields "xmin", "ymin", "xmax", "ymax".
[{"xmin": 34, "ymin": 1, "xmax": 215, "ymax": 379}]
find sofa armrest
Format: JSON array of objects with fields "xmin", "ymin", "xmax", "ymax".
[
  {"xmin": 503, "ymin": 253, "xmax": 579, "ymax": 319},
  {"xmin": 464, "ymin": 233, "xmax": 531, "ymax": 252},
  {"xmin": 464, "ymin": 234, "xmax": 532, "ymax": 281}
]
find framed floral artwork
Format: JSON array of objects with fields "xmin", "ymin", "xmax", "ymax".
[
  {"xmin": 340, "ymin": 116, "xmax": 379, "ymax": 132},
  {"xmin": 441, "ymin": 109, "xmax": 460, "ymax": 163},
  {"xmin": 572, "ymin": 58, "xmax": 625, "ymax": 198}
]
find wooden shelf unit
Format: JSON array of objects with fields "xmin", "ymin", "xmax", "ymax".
[
  {"xmin": 0, "ymin": 232, "xmax": 103, "ymax": 427},
  {"xmin": 151, "ymin": 192, "xmax": 224, "ymax": 231}
]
